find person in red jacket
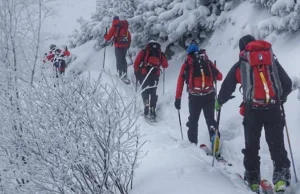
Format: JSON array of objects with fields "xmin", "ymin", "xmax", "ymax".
[
  {"xmin": 134, "ymin": 40, "xmax": 169, "ymax": 120},
  {"xmin": 174, "ymin": 43, "xmax": 223, "ymax": 153},
  {"xmin": 43, "ymin": 44, "xmax": 58, "ymax": 63},
  {"xmin": 215, "ymin": 35, "xmax": 292, "ymax": 192},
  {"xmin": 43, "ymin": 44, "xmax": 70, "ymax": 77},
  {"xmin": 104, "ymin": 16, "xmax": 131, "ymax": 83},
  {"xmin": 43, "ymin": 44, "xmax": 70, "ymax": 63}
]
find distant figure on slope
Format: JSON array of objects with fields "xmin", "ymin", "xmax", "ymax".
[
  {"xmin": 43, "ymin": 44, "xmax": 70, "ymax": 77},
  {"xmin": 215, "ymin": 34, "xmax": 292, "ymax": 193},
  {"xmin": 174, "ymin": 43, "xmax": 223, "ymax": 154},
  {"xmin": 134, "ymin": 40, "xmax": 169, "ymax": 121},
  {"xmin": 104, "ymin": 16, "xmax": 131, "ymax": 84},
  {"xmin": 61, "ymin": 45, "xmax": 72, "ymax": 65}
]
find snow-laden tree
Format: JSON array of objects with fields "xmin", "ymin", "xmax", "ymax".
[
  {"xmin": 0, "ymin": 73, "xmax": 144, "ymax": 194},
  {"xmin": 69, "ymin": 0, "xmax": 136, "ymax": 50},
  {"xmin": 130, "ymin": 0, "xmax": 212, "ymax": 48},
  {"xmin": 128, "ymin": 0, "xmax": 241, "ymax": 58},
  {"xmin": 251, "ymin": 0, "xmax": 300, "ymax": 38}
]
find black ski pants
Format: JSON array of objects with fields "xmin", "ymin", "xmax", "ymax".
[
  {"xmin": 140, "ymin": 74, "xmax": 159, "ymax": 108},
  {"xmin": 115, "ymin": 47, "xmax": 128, "ymax": 77},
  {"xmin": 242, "ymin": 105, "xmax": 291, "ymax": 184},
  {"xmin": 186, "ymin": 93, "xmax": 218, "ymax": 144}
]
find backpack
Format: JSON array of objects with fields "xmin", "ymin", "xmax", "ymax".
[
  {"xmin": 115, "ymin": 20, "xmax": 130, "ymax": 44},
  {"xmin": 184, "ymin": 51, "xmax": 215, "ymax": 94},
  {"xmin": 141, "ymin": 42, "xmax": 163, "ymax": 74},
  {"xmin": 53, "ymin": 49, "xmax": 66, "ymax": 72},
  {"xmin": 240, "ymin": 40, "xmax": 282, "ymax": 107}
]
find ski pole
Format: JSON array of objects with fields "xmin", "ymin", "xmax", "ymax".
[
  {"xmin": 102, "ymin": 27, "xmax": 108, "ymax": 69},
  {"xmin": 163, "ymin": 68, "xmax": 165, "ymax": 95},
  {"xmin": 135, "ymin": 76, "xmax": 138, "ymax": 92},
  {"xmin": 212, "ymin": 107, "xmax": 221, "ymax": 167},
  {"xmin": 177, "ymin": 110, "xmax": 183, "ymax": 140},
  {"xmin": 214, "ymin": 60, "xmax": 217, "ymax": 94},
  {"xmin": 281, "ymin": 104, "xmax": 298, "ymax": 183},
  {"xmin": 214, "ymin": 60, "xmax": 218, "ymax": 118}
]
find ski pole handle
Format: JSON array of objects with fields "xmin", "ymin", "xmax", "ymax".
[{"xmin": 163, "ymin": 68, "xmax": 165, "ymax": 94}]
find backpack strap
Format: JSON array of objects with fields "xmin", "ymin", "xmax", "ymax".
[
  {"xmin": 116, "ymin": 23, "xmax": 121, "ymax": 41},
  {"xmin": 257, "ymin": 65, "xmax": 271, "ymax": 103}
]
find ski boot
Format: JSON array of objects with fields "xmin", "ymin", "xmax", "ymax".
[
  {"xmin": 150, "ymin": 107, "xmax": 157, "ymax": 121},
  {"xmin": 121, "ymin": 75, "xmax": 130, "ymax": 84},
  {"xmin": 144, "ymin": 101, "xmax": 149, "ymax": 116},
  {"xmin": 273, "ymin": 167, "xmax": 290, "ymax": 192},
  {"xmin": 244, "ymin": 171, "xmax": 261, "ymax": 193},
  {"xmin": 274, "ymin": 180, "xmax": 286, "ymax": 193},
  {"xmin": 250, "ymin": 184, "xmax": 260, "ymax": 193}
]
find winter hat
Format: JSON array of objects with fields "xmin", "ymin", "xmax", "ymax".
[
  {"xmin": 239, "ymin": 34, "xmax": 255, "ymax": 51},
  {"xmin": 113, "ymin": 16, "xmax": 119, "ymax": 20},
  {"xmin": 186, "ymin": 44, "xmax": 199, "ymax": 54}
]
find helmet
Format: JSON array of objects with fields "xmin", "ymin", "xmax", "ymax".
[{"xmin": 50, "ymin": 44, "xmax": 56, "ymax": 50}]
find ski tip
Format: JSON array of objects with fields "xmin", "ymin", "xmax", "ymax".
[
  {"xmin": 199, "ymin": 144, "xmax": 206, "ymax": 148},
  {"xmin": 260, "ymin": 179, "xmax": 271, "ymax": 185}
]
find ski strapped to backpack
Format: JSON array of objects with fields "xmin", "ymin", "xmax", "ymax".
[{"xmin": 239, "ymin": 40, "xmax": 283, "ymax": 108}]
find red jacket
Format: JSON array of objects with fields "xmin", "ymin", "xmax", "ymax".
[
  {"xmin": 104, "ymin": 20, "xmax": 131, "ymax": 48},
  {"xmin": 43, "ymin": 49, "xmax": 70, "ymax": 63},
  {"xmin": 175, "ymin": 56, "xmax": 222, "ymax": 99},
  {"xmin": 133, "ymin": 49, "xmax": 169, "ymax": 76}
]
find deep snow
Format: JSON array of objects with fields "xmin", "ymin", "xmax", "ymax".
[{"xmin": 41, "ymin": 1, "xmax": 300, "ymax": 194}]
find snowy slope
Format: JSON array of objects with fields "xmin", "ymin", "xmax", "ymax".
[{"xmin": 42, "ymin": 1, "xmax": 300, "ymax": 194}]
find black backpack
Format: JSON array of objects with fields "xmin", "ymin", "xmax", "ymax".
[
  {"xmin": 184, "ymin": 52, "xmax": 213, "ymax": 89},
  {"xmin": 141, "ymin": 42, "xmax": 163, "ymax": 74}
]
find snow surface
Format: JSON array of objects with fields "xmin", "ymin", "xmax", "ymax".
[{"xmin": 42, "ymin": 1, "xmax": 300, "ymax": 193}]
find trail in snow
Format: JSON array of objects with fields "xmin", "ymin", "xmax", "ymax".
[{"xmin": 43, "ymin": 0, "xmax": 300, "ymax": 193}]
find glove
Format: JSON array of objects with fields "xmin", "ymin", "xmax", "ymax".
[
  {"xmin": 174, "ymin": 99, "xmax": 181, "ymax": 110},
  {"xmin": 215, "ymin": 100, "xmax": 222, "ymax": 111},
  {"xmin": 239, "ymin": 102, "xmax": 245, "ymax": 116}
]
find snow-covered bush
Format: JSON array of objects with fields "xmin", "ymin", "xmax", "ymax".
[
  {"xmin": 0, "ymin": 1, "xmax": 144, "ymax": 193},
  {"xmin": 0, "ymin": 74, "xmax": 144, "ymax": 194}
]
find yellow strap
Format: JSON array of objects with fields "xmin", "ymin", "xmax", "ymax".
[
  {"xmin": 201, "ymin": 69, "xmax": 205, "ymax": 88},
  {"xmin": 259, "ymin": 71, "xmax": 270, "ymax": 103}
]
